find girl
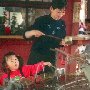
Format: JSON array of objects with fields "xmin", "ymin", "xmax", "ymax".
[{"xmin": 0, "ymin": 51, "xmax": 52, "ymax": 85}]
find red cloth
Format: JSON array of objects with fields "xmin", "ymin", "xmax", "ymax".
[
  {"xmin": 60, "ymin": 59, "xmax": 65, "ymax": 65},
  {"xmin": 0, "ymin": 61, "xmax": 44, "ymax": 85},
  {"xmin": 5, "ymin": 27, "xmax": 11, "ymax": 35}
]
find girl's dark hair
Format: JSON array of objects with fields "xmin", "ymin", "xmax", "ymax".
[
  {"xmin": 16, "ymin": 55, "xmax": 24, "ymax": 69},
  {"xmin": 2, "ymin": 51, "xmax": 24, "ymax": 73}
]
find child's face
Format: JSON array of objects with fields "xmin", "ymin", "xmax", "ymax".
[
  {"xmin": 50, "ymin": 7, "xmax": 65, "ymax": 20},
  {"xmin": 6, "ymin": 55, "xmax": 19, "ymax": 71}
]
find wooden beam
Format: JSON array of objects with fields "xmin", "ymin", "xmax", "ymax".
[{"xmin": 0, "ymin": 1, "xmax": 51, "ymax": 9}]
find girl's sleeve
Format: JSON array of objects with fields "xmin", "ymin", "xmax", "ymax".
[
  {"xmin": 22, "ymin": 61, "xmax": 45, "ymax": 77},
  {"xmin": 0, "ymin": 74, "xmax": 7, "ymax": 86},
  {"xmin": 0, "ymin": 77, "xmax": 3, "ymax": 86}
]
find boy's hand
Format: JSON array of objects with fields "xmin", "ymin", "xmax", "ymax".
[
  {"xmin": 60, "ymin": 39, "xmax": 66, "ymax": 46},
  {"xmin": 25, "ymin": 30, "xmax": 45, "ymax": 38},
  {"xmin": 32, "ymin": 30, "xmax": 45, "ymax": 37},
  {"xmin": 43, "ymin": 62, "xmax": 52, "ymax": 67},
  {"xmin": 60, "ymin": 37, "xmax": 72, "ymax": 46}
]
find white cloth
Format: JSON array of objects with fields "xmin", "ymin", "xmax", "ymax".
[{"xmin": 76, "ymin": 45, "xmax": 86, "ymax": 54}]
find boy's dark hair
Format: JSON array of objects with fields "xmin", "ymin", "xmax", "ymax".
[
  {"xmin": 2, "ymin": 51, "xmax": 24, "ymax": 73},
  {"xmin": 85, "ymin": 18, "xmax": 90, "ymax": 23},
  {"xmin": 52, "ymin": 0, "xmax": 67, "ymax": 9}
]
